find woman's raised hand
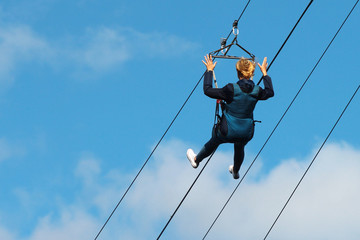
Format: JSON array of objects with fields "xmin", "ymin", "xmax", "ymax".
[
  {"xmin": 257, "ymin": 57, "xmax": 268, "ymax": 76},
  {"xmin": 202, "ymin": 54, "xmax": 217, "ymax": 71}
]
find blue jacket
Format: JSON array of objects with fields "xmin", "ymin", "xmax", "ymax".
[{"xmin": 204, "ymin": 71, "xmax": 274, "ymax": 141}]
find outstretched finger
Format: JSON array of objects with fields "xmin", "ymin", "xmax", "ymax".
[{"xmin": 207, "ymin": 55, "xmax": 212, "ymax": 63}]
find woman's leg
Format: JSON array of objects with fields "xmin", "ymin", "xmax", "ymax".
[
  {"xmin": 196, "ymin": 136, "xmax": 221, "ymax": 164},
  {"xmin": 233, "ymin": 141, "xmax": 246, "ymax": 173}
]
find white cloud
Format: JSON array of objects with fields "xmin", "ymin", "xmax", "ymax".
[
  {"xmin": 0, "ymin": 23, "xmax": 199, "ymax": 83},
  {"xmin": 28, "ymin": 208, "xmax": 99, "ymax": 240},
  {"xmin": 126, "ymin": 28, "xmax": 199, "ymax": 57},
  {"xmin": 2, "ymin": 140, "xmax": 359, "ymax": 240},
  {"xmin": 0, "ymin": 138, "xmax": 12, "ymax": 162},
  {"xmin": 68, "ymin": 27, "xmax": 199, "ymax": 73},
  {"xmin": 0, "ymin": 25, "xmax": 51, "ymax": 87},
  {"xmin": 0, "ymin": 227, "xmax": 15, "ymax": 240},
  {"xmin": 187, "ymin": 141, "xmax": 360, "ymax": 240},
  {"xmin": 0, "ymin": 138, "xmax": 24, "ymax": 162},
  {"xmin": 70, "ymin": 28, "xmax": 131, "ymax": 72},
  {"xmin": 115, "ymin": 140, "xmax": 360, "ymax": 239},
  {"xmin": 73, "ymin": 152, "xmax": 134, "ymax": 216},
  {"xmin": 75, "ymin": 152, "xmax": 102, "ymax": 187}
]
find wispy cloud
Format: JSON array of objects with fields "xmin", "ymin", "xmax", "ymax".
[
  {"xmin": 28, "ymin": 209, "xmax": 99, "ymax": 240},
  {"xmin": 124, "ymin": 27, "xmax": 199, "ymax": 58},
  {"xmin": 0, "ymin": 226, "xmax": 15, "ymax": 240},
  {"xmin": 0, "ymin": 138, "xmax": 12, "ymax": 162},
  {"xmin": 75, "ymin": 152, "xmax": 102, "ymax": 187},
  {"xmin": 0, "ymin": 138, "xmax": 25, "ymax": 162},
  {"xmin": 3, "ymin": 140, "xmax": 359, "ymax": 239},
  {"xmin": 0, "ymin": 22, "xmax": 199, "ymax": 83},
  {"xmin": 69, "ymin": 28, "xmax": 131, "ymax": 72},
  {"xmin": 66, "ymin": 27, "xmax": 199, "ymax": 73},
  {"xmin": 0, "ymin": 25, "xmax": 51, "ymax": 87}
]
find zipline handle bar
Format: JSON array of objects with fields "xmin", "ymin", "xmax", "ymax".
[
  {"xmin": 212, "ymin": 55, "xmax": 253, "ymax": 60},
  {"xmin": 209, "ymin": 35, "xmax": 255, "ymax": 61}
]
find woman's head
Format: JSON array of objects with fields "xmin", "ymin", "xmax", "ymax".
[{"xmin": 236, "ymin": 58, "xmax": 255, "ymax": 80}]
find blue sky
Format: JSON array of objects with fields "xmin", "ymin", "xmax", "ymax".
[{"xmin": 0, "ymin": 0, "xmax": 359, "ymax": 239}]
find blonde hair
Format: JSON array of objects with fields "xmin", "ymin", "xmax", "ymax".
[{"xmin": 236, "ymin": 58, "xmax": 255, "ymax": 79}]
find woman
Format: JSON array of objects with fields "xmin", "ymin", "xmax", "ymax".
[{"xmin": 186, "ymin": 55, "xmax": 274, "ymax": 179}]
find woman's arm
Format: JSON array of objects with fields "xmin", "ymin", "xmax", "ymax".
[
  {"xmin": 257, "ymin": 57, "xmax": 274, "ymax": 100},
  {"xmin": 202, "ymin": 55, "xmax": 234, "ymax": 102},
  {"xmin": 257, "ymin": 75, "xmax": 274, "ymax": 100},
  {"xmin": 203, "ymin": 71, "xmax": 234, "ymax": 102},
  {"xmin": 257, "ymin": 57, "xmax": 268, "ymax": 77}
]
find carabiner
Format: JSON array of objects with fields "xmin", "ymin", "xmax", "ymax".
[
  {"xmin": 220, "ymin": 38, "xmax": 227, "ymax": 54},
  {"xmin": 232, "ymin": 20, "xmax": 239, "ymax": 36}
]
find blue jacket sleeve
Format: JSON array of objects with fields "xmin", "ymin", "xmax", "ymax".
[{"xmin": 203, "ymin": 71, "xmax": 234, "ymax": 103}]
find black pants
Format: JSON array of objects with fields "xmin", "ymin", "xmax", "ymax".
[{"xmin": 196, "ymin": 128, "xmax": 248, "ymax": 173}]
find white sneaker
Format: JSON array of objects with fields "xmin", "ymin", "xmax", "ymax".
[
  {"xmin": 186, "ymin": 149, "xmax": 198, "ymax": 168},
  {"xmin": 229, "ymin": 165, "xmax": 239, "ymax": 179}
]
